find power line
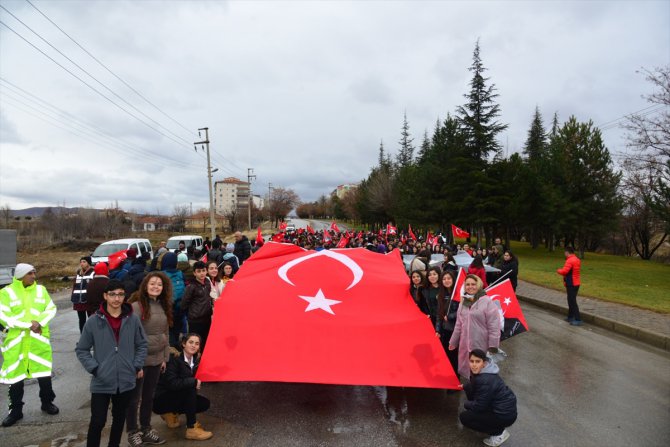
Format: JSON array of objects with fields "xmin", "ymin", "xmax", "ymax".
[
  {"xmin": 0, "ymin": 79, "xmax": 201, "ymax": 168},
  {"xmin": 0, "ymin": 5, "xmax": 194, "ymax": 147},
  {"xmin": 24, "ymin": 0, "xmax": 196, "ymax": 138},
  {"xmin": 0, "ymin": 19, "xmax": 196, "ymax": 152},
  {"xmin": 1, "ymin": 5, "xmax": 246, "ymax": 175},
  {"xmin": 1, "ymin": 96, "xmax": 180, "ymax": 169},
  {"xmin": 598, "ymin": 104, "xmax": 665, "ymax": 131}
]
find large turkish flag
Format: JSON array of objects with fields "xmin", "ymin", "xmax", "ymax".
[{"xmin": 198, "ymin": 242, "xmax": 460, "ymax": 389}]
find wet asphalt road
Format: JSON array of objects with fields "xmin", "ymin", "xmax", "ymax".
[{"xmin": 1, "ymin": 293, "xmax": 668, "ymax": 447}]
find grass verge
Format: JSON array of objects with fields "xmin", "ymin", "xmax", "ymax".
[{"xmin": 512, "ymin": 241, "xmax": 670, "ymax": 314}]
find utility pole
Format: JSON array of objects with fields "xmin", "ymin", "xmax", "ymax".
[
  {"xmin": 267, "ymin": 182, "xmax": 274, "ymax": 228},
  {"xmin": 194, "ymin": 127, "xmax": 216, "ymax": 242},
  {"xmin": 247, "ymin": 168, "xmax": 256, "ymax": 230}
]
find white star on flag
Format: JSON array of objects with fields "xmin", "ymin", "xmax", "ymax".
[
  {"xmin": 504, "ymin": 297, "xmax": 511, "ymax": 306},
  {"xmin": 298, "ymin": 289, "xmax": 342, "ymax": 315}
]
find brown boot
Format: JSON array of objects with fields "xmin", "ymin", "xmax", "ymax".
[
  {"xmin": 160, "ymin": 412, "xmax": 180, "ymax": 428},
  {"xmin": 185, "ymin": 422, "xmax": 213, "ymax": 440}
]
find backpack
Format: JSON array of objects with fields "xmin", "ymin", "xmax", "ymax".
[{"xmin": 164, "ymin": 269, "xmax": 185, "ymax": 312}]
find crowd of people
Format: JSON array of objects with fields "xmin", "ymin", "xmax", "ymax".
[
  {"xmin": 66, "ymin": 232, "xmax": 253, "ymax": 445},
  {"xmin": 265, "ymin": 226, "xmax": 519, "ymax": 446},
  {"xmin": 0, "ymin": 226, "xmax": 527, "ymax": 447}
]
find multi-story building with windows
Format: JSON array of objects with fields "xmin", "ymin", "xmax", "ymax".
[{"xmin": 214, "ymin": 177, "xmax": 250, "ymax": 214}]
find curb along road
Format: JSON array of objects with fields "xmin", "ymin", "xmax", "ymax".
[{"xmin": 516, "ymin": 290, "xmax": 670, "ymax": 352}]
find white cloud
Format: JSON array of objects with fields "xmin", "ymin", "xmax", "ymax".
[{"xmin": 0, "ymin": 0, "xmax": 668, "ymax": 212}]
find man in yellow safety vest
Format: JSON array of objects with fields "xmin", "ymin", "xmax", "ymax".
[{"xmin": 0, "ymin": 263, "xmax": 59, "ymax": 427}]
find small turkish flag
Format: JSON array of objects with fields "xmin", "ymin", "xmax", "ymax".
[
  {"xmin": 107, "ymin": 249, "xmax": 127, "ymax": 271},
  {"xmin": 330, "ymin": 221, "xmax": 340, "ymax": 233},
  {"xmin": 279, "ymin": 221, "xmax": 287, "ymax": 231},
  {"xmin": 322, "ymin": 230, "xmax": 332, "ymax": 244},
  {"xmin": 200, "ymin": 253, "xmax": 208, "ymax": 263},
  {"xmin": 272, "ymin": 232, "xmax": 285, "ymax": 243},
  {"xmin": 486, "ymin": 279, "xmax": 529, "ymax": 340},
  {"xmin": 198, "ymin": 243, "xmax": 460, "ymax": 389},
  {"xmin": 386, "ymin": 224, "xmax": 397, "ymax": 235},
  {"xmin": 451, "ymin": 224, "xmax": 470, "ymax": 239},
  {"xmin": 256, "ymin": 226, "xmax": 264, "ymax": 245},
  {"xmin": 336, "ymin": 236, "xmax": 350, "ymax": 248},
  {"xmin": 451, "ymin": 267, "xmax": 466, "ymax": 303},
  {"xmin": 408, "ymin": 225, "xmax": 417, "ymax": 241},
  {"xmin": 307, "ymin": 225, "xmax": 315, "ymax": 235}
]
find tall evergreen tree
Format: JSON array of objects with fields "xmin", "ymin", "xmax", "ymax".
[
  {"xmin": 523, "ymin": 106, "xmax": 547, "ymax": 161},
  {"xmin": 456, "ymin": 40, "xmax": 508, "ymax": 161},
  {"xmin": 417, "ymin": 129, "xmax": 431, "ymax": 164},
  {"xmin": 396, "ymin": 112, "xmax": 415, "ymax": 168},
  {"xmin": 378, "ymin": 140, "xmax": 386, "ymax": 168},
  {"xmin": 552, "ymin": 116, "xmax": 622, "ymax": 255},
  {"xmin": 520, "ymin": 107, "xmax": 550, "ymax": 248}
]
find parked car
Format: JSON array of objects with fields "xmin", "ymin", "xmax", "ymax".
[
  {"xmin": 166, "ymin": 235, "xmax": 204, "ymax": 254},
  {"xmin": 0, "ymin": 229, "xmax": 17, "ymax": 287},
  {"xmin": 91, "ymin": 238, "xmax": 153, "ymax": 264}
]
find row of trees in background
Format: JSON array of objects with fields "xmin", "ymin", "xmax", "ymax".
[{"xmin": 300, "ymin": 43, "xmax": 668, "ymax": 260}]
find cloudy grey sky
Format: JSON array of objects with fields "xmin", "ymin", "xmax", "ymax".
[{"xmin": 1, "ymin": 0, "xmax": 668, "ymax": 213}]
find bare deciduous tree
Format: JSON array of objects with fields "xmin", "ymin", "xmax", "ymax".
[
  {"xmin": 622, "ymin": 66, "xmax": 670, "ymax": 234},
  {"xmin": 171, "ymin": 204, "xmax": 190, "ymax": 232}
]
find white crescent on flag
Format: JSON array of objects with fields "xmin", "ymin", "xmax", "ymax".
[{"xmin": 277, "ymin": 249, "xmax": 364, "ymax": 290}]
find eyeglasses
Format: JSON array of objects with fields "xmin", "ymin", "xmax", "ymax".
[{"xmin": 107, "ymin": 292, "xmax": 125, "ymax": 298}]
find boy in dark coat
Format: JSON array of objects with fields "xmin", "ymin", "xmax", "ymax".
[{"xmin": 460, "ymin": 349, "xmax": 517, "ymax": 447}]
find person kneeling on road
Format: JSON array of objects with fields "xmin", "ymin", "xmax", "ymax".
[
  {"xmin": 153, "ymin": 333, "xmax": 213, "ymax": 441},
  {"xmin": 459, "ymin": 349, "xmax": 517, "ymax": 447}
]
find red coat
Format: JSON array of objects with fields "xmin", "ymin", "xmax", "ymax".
[
  {"xmin": 557, "ymin": 254, "xmax": 581, "ymax": 287},
  {"xmin": 467, "ymin": 266, "xmax": 488, "ymax": 288}
]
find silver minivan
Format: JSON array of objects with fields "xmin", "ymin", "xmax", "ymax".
[{"xmin": 91, "ymin": 238, "xmax": 153, "ymax": 264}]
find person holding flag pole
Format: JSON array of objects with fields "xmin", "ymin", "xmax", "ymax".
[{"xmin": 448, "ymin": 274, "xmax": 501, "ymax": 379}]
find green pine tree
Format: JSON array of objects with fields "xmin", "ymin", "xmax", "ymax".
[{"xmin": 456, "ymin": 40, "xmax": 508, "ymax": 161}]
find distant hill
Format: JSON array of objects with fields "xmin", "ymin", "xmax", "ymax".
[{"xmin": 10, "ymin": 206, "xmax": 91, "ymax": 217}]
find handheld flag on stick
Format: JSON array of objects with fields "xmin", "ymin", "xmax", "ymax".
[
  {"xmin": 485, "ymin": 279, "xmax": 529, "ymax": 340},
  {"xmin": 330, "ymin": 221, "xmax": 340, "ymax": 233},
  {"xmin": 451, "ymin": 224, "xmax": 470, "ymax": 239},
  {"xmin": 451, "ymin": 267, "xmax": 466, "ymax": 303},
  {"xmin": 256, "ymin": 226, "xmax": 264, "ymax": 246},
  {"xmin": 408, "ymin": 225, "xmax": 417, "ymax": 241},
  {"xmin": 336, "ymin": 235, "xmax": 350, "ymax": 248}
]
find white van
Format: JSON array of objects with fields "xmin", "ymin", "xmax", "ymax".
[
  {"xmin": 91, "ymin": 238, "xmax": 153, "ymax": 264},
  {"xmin": 166, "ymin": 235, "xmax": 204, "ymax": 254}
]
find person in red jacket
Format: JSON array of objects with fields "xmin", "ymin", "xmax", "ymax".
[{"xmin": 556, "ymin": 246, "xmax": 582, "ymax": 326}]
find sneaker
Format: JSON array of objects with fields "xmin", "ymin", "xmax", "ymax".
[
  {"xmin": 127, "ymin": 430, "xmax": 144, "ymax": 447},
  {"xmin": 160, "ymin": 412, "xmax": 181, "ymax": 428},
  {"xmin": 41, "ymin": 402, "xmax": 59, "ymax": 415},
  {"xmin": 483, "ymin": 429, "xmax": 510, "ymax": 446},
  {"xmin": 141, "ymin": 427, "xmax": 166, "ymax": 445},
  {"xmin": 570, "ymin": 320, "xmax": 583, "ymax": 326},
  {"xmin": 185, "ymin": 422, "xmax": 213, "ymax": 441}
]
